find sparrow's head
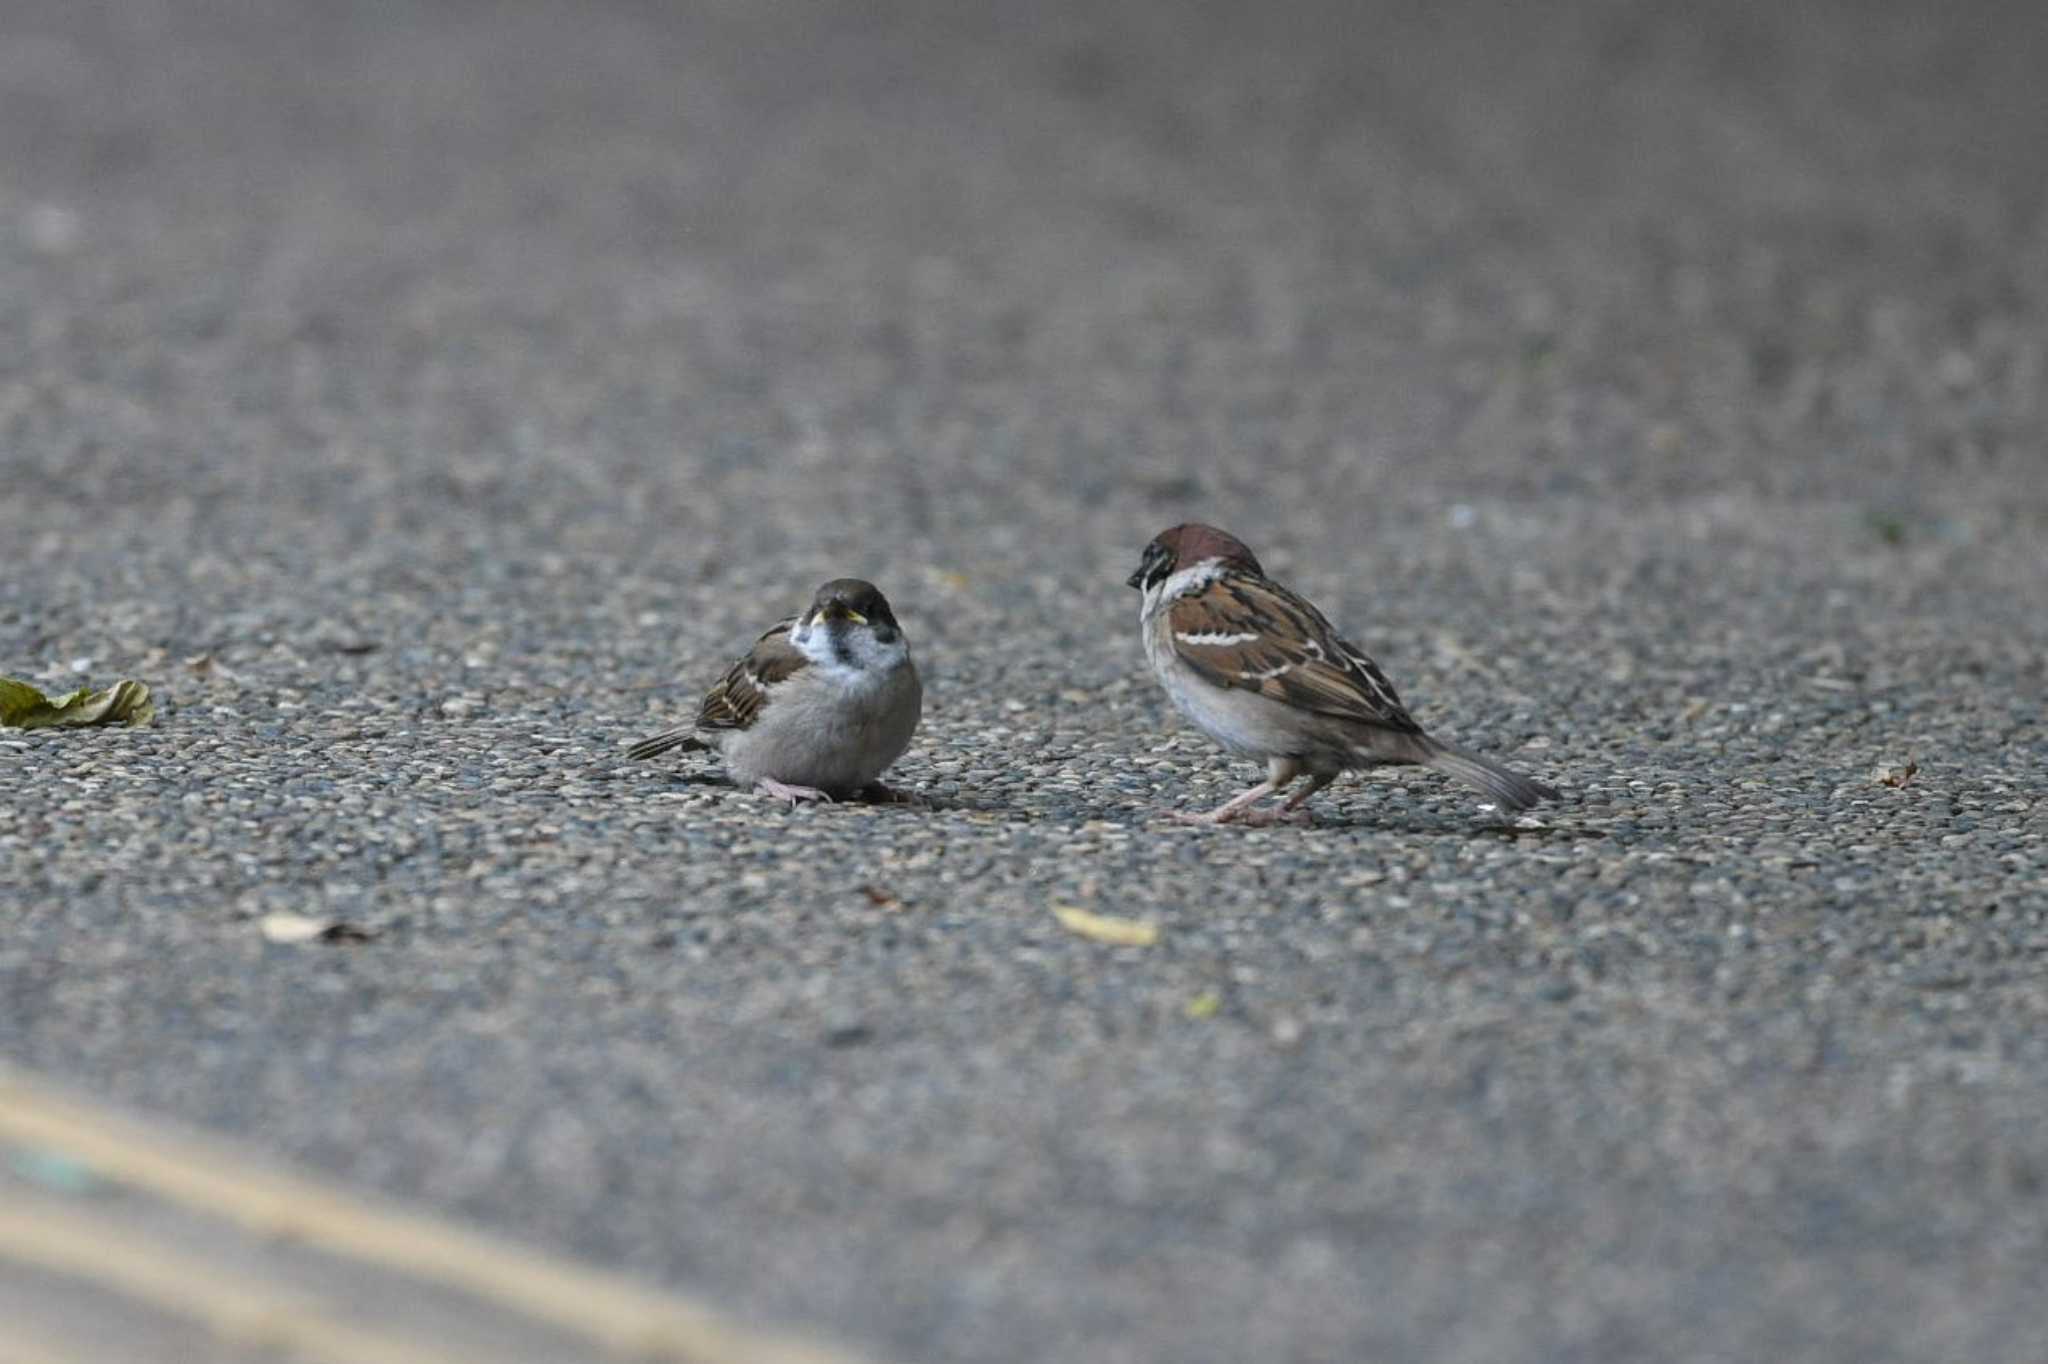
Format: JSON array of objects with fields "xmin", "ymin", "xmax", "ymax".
[
  {"xmin": 793, "ymin": 578, "xmax": 907, "ymax": 671},
  {"xmin": 1125, "ymin": 523, "xmax": 1263, "ymax": 592}
]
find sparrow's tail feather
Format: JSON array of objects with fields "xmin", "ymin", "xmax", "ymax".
[
  {"xmin": 1422, "ymin": 740, "xmax": 1559, "ymax": 812},
  {"xmin": 625, "ymin": 729, "xmax": 708, "ymax": 762}
]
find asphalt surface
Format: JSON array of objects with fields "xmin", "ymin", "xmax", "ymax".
[{"xmin": 3, "ymin": 1, "xmax": 2046, "ymax": 1361}]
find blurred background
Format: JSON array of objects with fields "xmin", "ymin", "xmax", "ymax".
[{"xmin": 5, "ymin": 0, "xmax": 2043, "ymax": 577}]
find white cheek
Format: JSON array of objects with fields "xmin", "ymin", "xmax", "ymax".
[
  {"xmin": 1141, "ymin": 560, "xmax": 1224, "ymax": 619},
  {"xmin": 789, "ymin": 626, "xmax": 827, "ymax": 667},
  {"xmin": 855, "ymin": 633, "xmax": 910, "ymax": 674},
  {"xmin": 794, "ymin": 624, "xmax": 908, "ymax": 686},
  {"xmin": 1163, "ymin": 562, "xmax": 1226, "ymax": 597}
]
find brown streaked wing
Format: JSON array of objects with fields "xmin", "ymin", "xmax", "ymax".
[
  {"xmin": 1165, "ymin": 576, "xmax": 1424, "ymax": 733},
  {"xmin": 694, "ymin": 618, "xmax": 807, "ymax": 731}
]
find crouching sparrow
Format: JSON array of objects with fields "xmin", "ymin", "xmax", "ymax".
[
  {"xmin": 1127, "ymin": 524, "xmax": 1559, "ymax": 826},
  {"xmin": 627, "ymin": 578, "xmax": 923, "ymax": 806}
]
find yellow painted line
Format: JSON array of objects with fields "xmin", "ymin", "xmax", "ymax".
[
  {"xmin": 0, "ymin": 1067, "xmax": 875, "ymax": 1364},
  {"xmin": 0, "ymin": 1200, "xmax": 468, "ymax": 1364}
]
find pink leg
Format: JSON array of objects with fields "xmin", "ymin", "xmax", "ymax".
[
  {"xmin": 1172, "ymin": 778, "xmax": 1282, "ymax": 825},
  {"xmin": 1275, "ymin": 773, "xmax": 1336, "ymax": 823},
  {"xmin": 1172, "ymin": 757, "xmax": 1312, "ymax": 826},
  {"xmin": 756, "ymin": 777, "xmax": 834, "ymax": 807}
]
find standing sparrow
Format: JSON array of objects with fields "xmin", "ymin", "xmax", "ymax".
[
  {"xmin": 1127, "ymin": 524, "xmax": 1558, "ymax": 825},
  {"xmin": 627, "ymin": 578, "xmax": 924, "ymax": 806}
]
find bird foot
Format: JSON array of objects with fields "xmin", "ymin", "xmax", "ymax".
[
  {"xmin": 756, "ymin": 778, "xmax": 834, "ymax": 808},
  {"xmin": 1170, "ymin": 805, "xmax": 1311, "ymax": 828},
  {"xmin": 1233, "ymin": 806, "xmax": 1315, "ymax": 827}
]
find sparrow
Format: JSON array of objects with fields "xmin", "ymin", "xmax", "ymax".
[
  {"xmin": 626, "ymin": 578, "xmax": 924, "ymax": 806},
  {"xmin": 1126, "ymin": 523, "xmax": 1559, "ymax": 825}
]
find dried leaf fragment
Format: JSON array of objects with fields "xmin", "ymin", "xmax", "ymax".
[
  {"xmin": 1874, "ymin": 760, "xmax": 1919, "ymax": 788},
  {"xmin": 0, "ymin": 676, "xmax": 155, "ymax": 730},
  {"xmin": 1052, "ymin": 905, "xmax": 1158, "ymax": 947}
]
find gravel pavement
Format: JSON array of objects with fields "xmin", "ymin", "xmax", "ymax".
[{"xmin": 3, "ymin": 2, "xmax": 2047, "ymax": 1361}]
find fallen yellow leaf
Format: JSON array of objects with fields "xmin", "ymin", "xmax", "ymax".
[{"xmin": 1052, "ymin": 906, "xmax": 1158, "ymax": 947}]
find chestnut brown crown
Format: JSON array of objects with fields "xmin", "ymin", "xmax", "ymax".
[{"xmin": 1125, "ymin": 523, "xmax": 1264, "ymax": 591}]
